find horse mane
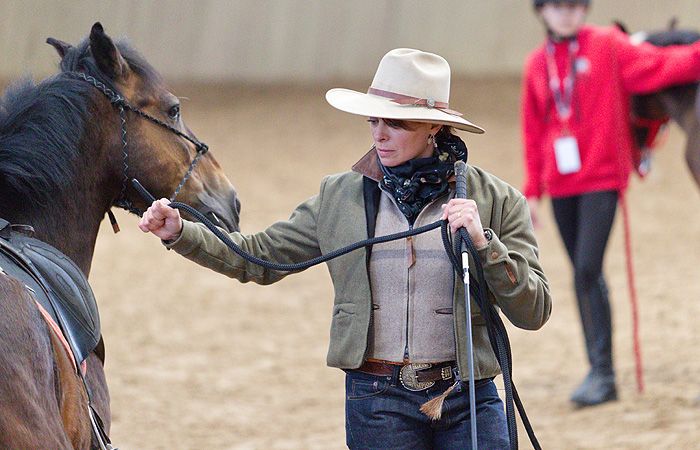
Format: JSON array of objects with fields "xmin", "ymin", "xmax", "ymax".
[{"xmin": 0, "ymin": 37, "xmax": 160, "ymax": 208}]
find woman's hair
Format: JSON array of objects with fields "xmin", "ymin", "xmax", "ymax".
[
  {"xmin": 436, "ymin": 125, "xmax": 455, "ymax": 138},
  {"xmin": 379, "ymin": 118, "xmax": 415, "ymax": 130},
  {"xmin": 378, "ymin": 118, "xmax": 455, "ymax": 137}
]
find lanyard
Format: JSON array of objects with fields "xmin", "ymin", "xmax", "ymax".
[{"xmin": 545, "ymin": 39, "xmax": 579, "ymax": 122}]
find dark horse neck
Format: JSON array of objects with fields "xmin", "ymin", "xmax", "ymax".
[
  {"xmin": 0, "ymin": 95, "xmax": 122, "ymax": 277},
  {"xmin": 660, "ymin": 85, "xmax": 700, "ymax": 133}
]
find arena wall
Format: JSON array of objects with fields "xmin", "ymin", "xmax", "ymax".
[{"xmin": 1, "ymin": 0, "xmax": 699, "ymax": 82}]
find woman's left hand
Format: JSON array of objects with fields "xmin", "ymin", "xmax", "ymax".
[{"xmin": 441, "ymin": 199, "xmax": 489, "ymax": 247}]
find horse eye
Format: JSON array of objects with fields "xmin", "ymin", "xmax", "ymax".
[{"xmin": 168, "ymin": 104, "xmax": 180, "ymax": 120}]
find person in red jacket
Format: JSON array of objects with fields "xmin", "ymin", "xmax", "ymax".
[{"xmin": 522, "ymin": 0, "xmax": 700, "ymax": 407}]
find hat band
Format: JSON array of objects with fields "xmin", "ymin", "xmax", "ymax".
[{"xmin": 367, "ymin": 87, "xmax": 463, "ymax": 117}]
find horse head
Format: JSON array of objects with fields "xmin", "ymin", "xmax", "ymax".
[{"xmin": 47, "ymin": 23, "xmax": 241, "ymax": 233}]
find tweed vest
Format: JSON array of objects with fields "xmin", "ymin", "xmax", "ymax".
[{"xmin": 367, "ymin": 190, "xmax": 456, "ymax": 363}]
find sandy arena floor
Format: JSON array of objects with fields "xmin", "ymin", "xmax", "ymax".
[{"xmin": 81, "ymin": 77, "xmax": 700, "ymax": 449}]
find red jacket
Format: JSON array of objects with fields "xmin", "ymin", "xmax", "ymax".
[{"xmin": 521, "ymin": 25, "xmax": 700, "ymax": 199}]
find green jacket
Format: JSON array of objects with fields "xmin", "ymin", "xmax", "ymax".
[{"xmin": 166, "ymin": 154, "xmax": 551, "ymax": 380}]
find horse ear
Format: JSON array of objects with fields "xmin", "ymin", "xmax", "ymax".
[
  {"xmin": 668, "ymin": 17, "xmax": 678, "ymax": 31},
  {"xmin": 46, "ymin": 37, "xmax": 72, "ymax": 59},
  {"xmin": 613, "ymin": 20, "xmax": 629, "ymax": 34},
  {"xmin": 89, "ymin": 22, "xmax": 128, "ymax": 80}
]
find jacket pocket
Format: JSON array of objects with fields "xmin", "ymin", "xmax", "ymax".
[
  {"xmin": 330, "ymin": 302, "xmax": 356, "ymax": 345},
  {"xmin": 333, "ymin": 302, "xmax": 356, "ymax": 318}
]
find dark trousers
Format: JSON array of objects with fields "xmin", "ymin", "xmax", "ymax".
[
  {"xmin": 552, "ymin": 190, "xmax": 618, "ymax": 375},
  {"xmin": 344, "ymin": 368, "xmax": 509, "ymax": 449}
]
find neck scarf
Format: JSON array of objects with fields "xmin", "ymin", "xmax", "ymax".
[{"xmin": 379, "ymin": 133, "xmax": 468, "ymax": 224}]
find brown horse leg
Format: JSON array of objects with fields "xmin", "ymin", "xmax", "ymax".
[{"xmin": 0, "ymin": 274, "xmax": 73, "ymax": 449}]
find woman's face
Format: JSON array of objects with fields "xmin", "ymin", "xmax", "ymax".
[
  {"xmin": 369, "ymin": 118, "xmax": 441, "ymax": 167},
  {"xmin": 540, "ymin": 3, "xmax": 587, "ymax": 39}
]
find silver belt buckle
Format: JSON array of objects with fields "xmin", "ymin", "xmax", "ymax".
[{"xmin": 399, "ymin": 363, "xmax": 434, "ymax": 391}]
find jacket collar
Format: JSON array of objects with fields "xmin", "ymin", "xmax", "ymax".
[
  {"xmin": 352, "ymin": 147, "xmax": 383, "ymax": 182},
  {"xmin": 351, "ymin": 146, "xmax": 458, "ymax": 184}
]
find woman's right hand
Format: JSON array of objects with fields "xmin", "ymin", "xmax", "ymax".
[
  {"xmin": 527, "ymin": 197, "xmax": 540, "ymax": 229},
  {"xmin": 138, "ymin": 198, "xmax": 183, "ymax": 241}
]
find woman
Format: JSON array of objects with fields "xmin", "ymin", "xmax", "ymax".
[
  {"xmin": 140, "ymin": 48, "xmax": 551, "ymax": 449},
  {"xmin": 523, "ymin": 0, "xmax": 700, "ymax": 407}
]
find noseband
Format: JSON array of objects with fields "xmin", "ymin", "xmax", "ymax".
[{"xmin": 68, "ymin": 71, "xmax": 208, "ymax": 215}]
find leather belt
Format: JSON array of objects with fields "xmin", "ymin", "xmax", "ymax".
[{"xmin": 356, "ymin": 360, "xmax": 458, "ymax": 391}]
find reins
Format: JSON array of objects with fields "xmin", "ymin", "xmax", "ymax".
[{"xmin": 132, "ymin": 179, "xmax": 541, "ymax": 450}]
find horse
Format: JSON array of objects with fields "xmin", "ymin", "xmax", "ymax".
[
  {"xmin": 0, "ymin": 22, "xmax": 240, "ymax": 448},
  {"xmin": 622, "ymin": 20, "xmax": 700, "ymax": 189}
]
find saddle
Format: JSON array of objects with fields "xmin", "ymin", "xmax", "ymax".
[{"xmin": 0, "ymin": 218, "xmax": 102, "ymax": 367}]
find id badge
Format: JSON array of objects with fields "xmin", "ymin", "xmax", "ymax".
[{"xmin": 554, "ymin": 135, "xmax": 581, "ymax": 175}]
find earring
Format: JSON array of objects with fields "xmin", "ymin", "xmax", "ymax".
[{"xmin": 429, "ymin": 134, "xmax": 437, "ymax": 149}]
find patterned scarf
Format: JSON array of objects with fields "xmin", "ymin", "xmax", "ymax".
[{"xmin": 379, "ymin": 133, "xmax": 468, "ymax": 224}]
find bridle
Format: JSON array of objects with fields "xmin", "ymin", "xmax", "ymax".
[
  {"xmin": 631, "ymin": 114, "xmax": 670, "ymax": 150},
  {"xmin": 68, "ymin": 71, "xmax": 208, "ymax": 216}
]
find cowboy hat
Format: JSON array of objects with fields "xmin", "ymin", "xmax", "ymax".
[{"xmin": 326, "ymin": 48, "xmax": 484, "ymax": 133}]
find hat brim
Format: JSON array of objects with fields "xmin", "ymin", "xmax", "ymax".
[{"xmin": 325, "ymin": 88, "xmax": 485, "ymax": 134}]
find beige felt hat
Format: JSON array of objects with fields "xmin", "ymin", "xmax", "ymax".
[{"xmin": 326, "ymin": 48, "xmax": 484, "ymax": 133}]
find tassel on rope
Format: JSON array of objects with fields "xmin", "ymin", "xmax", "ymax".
[{"xmin": 419, "ymin": 380, "xmax": 459, "ymax": 420}]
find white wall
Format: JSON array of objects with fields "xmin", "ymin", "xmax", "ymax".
[{"xmin": 1, "ymin": 0, "xmax": 699, "ymax": 83}]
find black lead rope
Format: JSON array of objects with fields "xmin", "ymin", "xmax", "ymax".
[
  {"xmin": 132, "ymin": 179, "xmax": 540, "ymax": 449},
  {"xmin": 132, "ymin": 180, "xmax": 442, "ymax": 270}
]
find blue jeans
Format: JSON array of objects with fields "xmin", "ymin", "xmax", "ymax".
[{"xmin": 345, "ymin": 367, "xmax": 509, "ymax": 449}]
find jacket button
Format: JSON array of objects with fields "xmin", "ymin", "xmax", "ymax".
[{"xmin": 491, "ymin": 251, "xmax": 499, "ymax": 260}]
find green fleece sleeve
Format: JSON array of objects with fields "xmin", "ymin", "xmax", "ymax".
[
  {"xmin": 164, "ymin": 189, "xmax": 323, "ymax": 285},
  {"xmin": 477, "ymin": 195, "xmax": 552, "ymax": 330}
]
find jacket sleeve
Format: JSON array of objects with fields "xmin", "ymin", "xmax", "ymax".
[
  {"xmin": 164, "ymin": 180, "xmax": 325, "ymax": 285},
  {"xmin": 612, "ymin": 28, "xmax": 700, "ymax": 94},
  {"xmin": 478, "ymin": 195, "xmax": 552, "ymax": 330},
  {"xmin": 521, "ymin": 54, "xmax": 547, "ymax": 199}
]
